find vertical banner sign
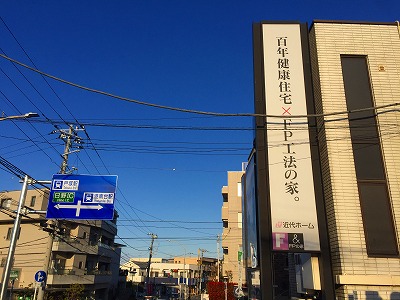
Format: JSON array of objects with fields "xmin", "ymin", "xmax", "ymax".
[{"xmin": 262, "ymin": 24, "xmax": 320, "ymax": 252}]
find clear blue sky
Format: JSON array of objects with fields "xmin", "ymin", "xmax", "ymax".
[{"xmin": 1, "ymin": 1, "xmax": 399, "ymax": 262}]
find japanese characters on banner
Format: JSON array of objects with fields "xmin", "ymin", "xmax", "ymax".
[{"xmin": 262, "ymin": 24, "xmax": 320, "ymax": 252}]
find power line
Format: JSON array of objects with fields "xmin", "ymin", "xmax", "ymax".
[
  {"xmin": 1, "ymin": 52, "xmax": 400, "ymax": 118},
  {"xmin": 0, "ymin": 90, "xmax": 60, "ymax": 168},
  {"xmin": 0, "ymin": 17, "xmax": 96, "ymax": 175}
]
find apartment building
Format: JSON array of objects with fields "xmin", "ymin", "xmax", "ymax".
[
  {"xmin": 0, "ymin": 188, "xmax": 121, "ymax": 299},
  {"xmin": 121, "ymin": 257, "xmax": 199, "ymax": 283},
  {"xmin": 221, "ymin": 169, "xmax": 246, "ymax": 285},
  {"xmin": 120, "ymin": 256, "xmax": 217, "ymax": 297},
  {"xmin": 248, "ymin": 21, "xmax": 400, "ymax": 300}
]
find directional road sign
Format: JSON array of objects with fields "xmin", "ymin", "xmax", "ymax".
[
  {"xmin": 34, "ymin": 270, "xmax": 46, "ymax": 283},
  {"xmin": 46, "ymin": 174, "xmax": 117, "ymax": 220}
]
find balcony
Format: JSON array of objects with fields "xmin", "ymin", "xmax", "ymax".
[
  {"xmin": 52, "ymin": 238, "xmax": 118, "ymax": 258},
  {"xmin": 48, "ymin": 268, "xmax": 113, "ymax": 285},
  {"xmin": 70, "ymin": 219, "xmax": 117, "ymax": 235}
]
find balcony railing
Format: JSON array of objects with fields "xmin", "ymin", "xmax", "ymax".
[
  {"xmin": 53, "ymin": 238, "xmax": 118, "ymax": 258},
  {"xmin": 49, "ymin": 268, "xmax": 112, "ymax": 276},
  {"xmin": 87, "ymin": 269, "xmax": 112, "ymax": 275},
  {"xmin": 48, "ymin": 269, "xmax": 76, "ymax": 275}
]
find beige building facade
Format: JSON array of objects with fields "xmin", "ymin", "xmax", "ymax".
[
  {"xmin": 249, "ymin": 20, "xmax": 400, "ymax": 300},
  {"xmin": 120, "ymin": 257, "xmax": 199, "ymax": 283},
  {"xmin": 309, "ymin": 21, "xmax": 400, "ymax": 299},
  {"xmin": 0, "ymin": 188, "xmax": 121, "ymax": 299},
  {"xmin": 221, "ymin": 169, "xmax": 246, "ymax": 284}
]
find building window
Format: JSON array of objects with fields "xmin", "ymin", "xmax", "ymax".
[
  {"xmin": 237, "ymin": 183, "xmax": 242, "ymax": 197},
  {"xmin": 222, "ymin": 193, "xmax": 228, "ymax": 202},
  {"xmin": 1, "ymin": 199, "xmax": 11, "ymax": 209},
  {"xmin": 341, "ymin": 55, "xmax": 398, "ymax": 257},
  {"xmin": 223, "ymin": 220, "xmax": 228, "ymax": 228},
  {"xmin": 237, "ymin": 213, "xmax": 242, "ymax": 229},
  {"xmin": 30, "ymin": 196, "xmax": 36, "ymax": 207},
  {"xmin": 6, "ymin": 227, "xmax": 20, "ymax": 240},
  {"xmin": 223, "ymin": 247, "xmax": 228, "ymax": 255}
]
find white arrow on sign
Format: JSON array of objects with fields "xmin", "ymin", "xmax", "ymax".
[
  {"xmin": 37, "ymin": 272, "xmax": 44, "ymax": 282},
  {"xmin": 55, "ymin": 200, "xmax": 103, "ymax": 217}
]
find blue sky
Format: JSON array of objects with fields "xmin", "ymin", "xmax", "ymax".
[{"xmin": 1, "ymin": 1, "xmax": 399, "ymax": 262}]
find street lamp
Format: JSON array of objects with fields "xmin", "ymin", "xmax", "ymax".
[
  {"xmin": 0, "ymin": 113, "xmax": 39, "ymax": 300},
  {"xmin": 0, "ymin": 112, "xmax": 39, "ymax": 121}
]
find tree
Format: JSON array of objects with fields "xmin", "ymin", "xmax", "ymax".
[
  {"xmin": 63, "ymin": 284, "xmax": 85, "ymax": 300},
  {"xmin": 15, "ymin": 287, "xmax": 33, "ymax": 300}
]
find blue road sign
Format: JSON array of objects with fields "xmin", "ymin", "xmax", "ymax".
[
  {"xmin": 46, "ymin": 174, "xmax": 117, "ymax": 220},
  {"xmin": 34, "ymin": 270, "xmax": 46, "ymax": 283}
]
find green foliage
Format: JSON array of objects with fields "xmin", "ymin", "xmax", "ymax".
[
  {"xmin": 63, "ymin": 284, "xmax": 85, "ymax": 300},
  {"xmin": 15, "ymin": 287, "xmax": 33, "ymax": 299},
  {"xmin": 45, "ymin": 290, "xmax": 63, "ymax": 300}
]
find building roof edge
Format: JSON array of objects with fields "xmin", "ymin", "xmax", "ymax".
[{"xmin": 310, "ymin": 20, "xmax": 398, "ymax": 30}]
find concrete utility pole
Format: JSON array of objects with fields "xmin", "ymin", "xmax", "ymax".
[
  {"xmin": 37, "ymin": 125, "xmax": 81, "ymax": 300},
  {"xmin": 235, "ymin": 249, "xmax": 244, "ymax": 298},
  {"xmin": 198, "ymin": 248, "xmax": 207, "ymax": 294},
  {"xmin": 145, "ymin": 233, "xmax": 157, "ymax": 296},
  {"xmin": 217, "ymin": 235, "xmax": 220, "ymax": 282}
]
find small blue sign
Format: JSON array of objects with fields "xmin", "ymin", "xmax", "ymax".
[
  {"xmin": 34, "ymin": 271, "xmax": 46, "ymax": 283},
  {"xmin": 46, "ymin": 174, "xmax": 118, "ymax": 220}
]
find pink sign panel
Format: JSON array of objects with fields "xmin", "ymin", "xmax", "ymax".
[{"xmin": 273, "ymin": 232, "xmax": 288, "ymax": 250}]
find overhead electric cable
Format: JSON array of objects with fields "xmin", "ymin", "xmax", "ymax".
[
  {"xmin": 0, "ymin": 16, "xmax": 84, "ymax": 123},
  {"xmin": 1, "ymin": 53, "xmax": 399, "ymax": 118},
  {"xmin": 0, "ymin": 90, "xmax": 60, "ymax": 167},
  {"xmin": 1, "ymin": 18, "xmax": 95, "ymax": 174}
]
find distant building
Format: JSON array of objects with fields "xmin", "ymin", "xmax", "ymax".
[
  {"xmin": 247, "ymin": 20, "xmax": 400, "ymax": 300},
  {"xmin": 221, "ymin": 167, "xmax": 246, "ymax": 285},
  {"xmin": 0, "ymin": 188, "xmax": 121, "ymax": 299},
  {"xmin": 120, "ymin": 256, "xmax": 218, "ymax": 297}
]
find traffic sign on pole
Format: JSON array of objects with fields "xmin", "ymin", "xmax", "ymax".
[
  {"xmin": 46, "ymin": 174, "xmax": 117, "ymax": 220},
  {"xmin": 34, "ymin": 271, "xmax": 46, "ymax": 283}
]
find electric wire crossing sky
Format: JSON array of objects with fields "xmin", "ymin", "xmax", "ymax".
[{"xmin": 46, "ymin": 174, "xmax": 118, "ymax": 220}]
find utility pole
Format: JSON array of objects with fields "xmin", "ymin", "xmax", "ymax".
[
  {"xmin": 37, "ymin": 125, "xmax": 81, "ymax": 300},
  {"xmin": 145, "ymin": 233, "xmax": 157, "ymax": 297},
  {"xmin": 235, "ymin": 249, "xmax": 244, "ymax": 298},
  {"xmin": 198, "ymin": 248, "xmax": 207, "ymax": 294},
  {"xmin": 217, "ymin": 235, "xmax": 220, "ymax": 282},
  {"xmin": 59, "ymin": 126, "xmax": 73, "ymax": 174}
]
